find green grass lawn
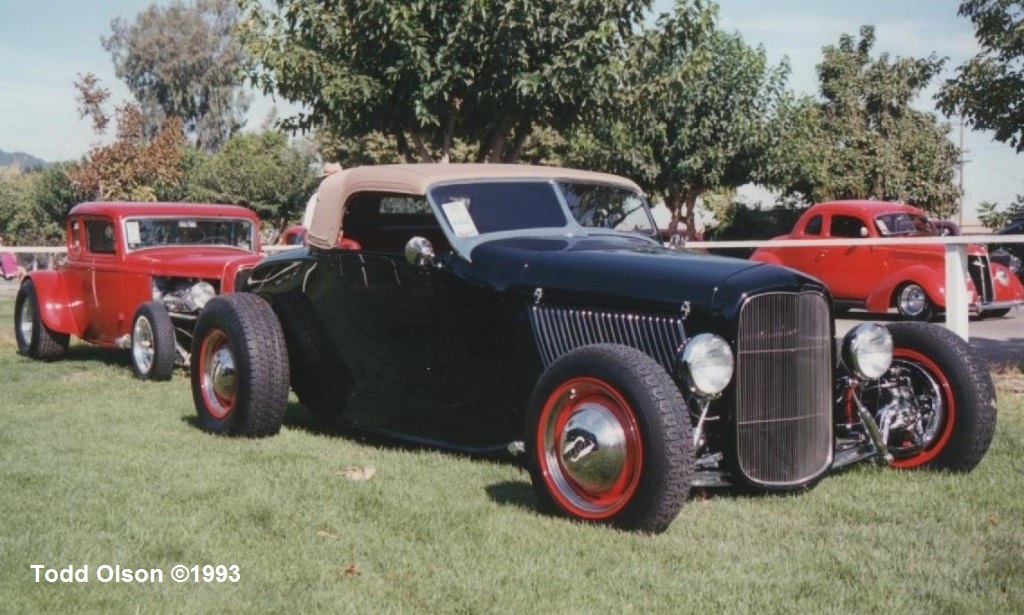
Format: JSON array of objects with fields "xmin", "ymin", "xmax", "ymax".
[{"xmin": 2, "ymin": 293, "xmax": 1023, "ymax": 613}]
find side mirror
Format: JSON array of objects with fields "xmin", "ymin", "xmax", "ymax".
[{"xmin": 405, "ymin": 236, "xmax": 436, "ymax": 267}]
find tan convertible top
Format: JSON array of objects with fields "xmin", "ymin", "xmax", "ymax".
[{"xmin": 307, "ymin": 163, "xmax": 642, "ymax": 249}]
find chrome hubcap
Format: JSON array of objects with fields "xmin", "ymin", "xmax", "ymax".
[
  {"xmin": 898, "ymin": 285, "xmax": 927, "ymax": 316},
  {"xmin": 200, "ymin": 330, "xmax": 236, "ymax": 419},
  {"xmin": 18, "ymin": 295, "xmax": 33, "ymax": 343},
  {"xmin": 558, "ymin": 404, "xmax": 627, "ymax": 493},
  {"xmin": 132, "ymin": 316, "xmax": 154, "ymax": 374}
]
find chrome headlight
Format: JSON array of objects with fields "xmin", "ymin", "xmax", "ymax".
[
  {"xmin": 841, "ymin": 323, "xmax": 893, "ymax": 380},
  {"xmin": 995, "ymin": 268, "xmax": 1011, "ymax": 286},
  {"xmin": 677, "ymin": 333, "xmax": 734, "ymax": 397},
  {"xmin": 189, "ymin": 281, "xmax": 217, "ymax": 310}
]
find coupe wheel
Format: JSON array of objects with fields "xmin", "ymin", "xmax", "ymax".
[
  {"xmin": 862, "ymin": 322, "xmax": 996, "ymax": 471},
  {"xmin": 14, "ymin": 279, "xmax": 68, "ymax": 361},
  {"xmin": 895, "ymin": 283, "xmax": 936, "ymax": 321},
  {"xmin": 130, "ymin": 301, "xmax": 175, "ymax": 381},
  {"xmin": 526, "ymin": 344, "xmax": 693, "ymax": 533},
  {"xmin": 190, "ymin": 294, "xmax": 289, "ymax": 437}
]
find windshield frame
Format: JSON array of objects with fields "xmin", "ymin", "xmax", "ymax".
[{"xmin": 121, "ymin": 215, "xmax": 257, "ymax": 253}]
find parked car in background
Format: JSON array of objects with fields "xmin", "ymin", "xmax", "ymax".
[
  {"xmin": 14, "ymin": 202, "xmax": 263, "ymax": 379},
  {"xmin": 987, "ymin": 217, "xmax": 1024, "ymax": 282},
  {"xmin": 187, "ymin": 165, "xmax": 995, "ymax": 533},
  {"xmin": 750, "ymin": 200, "xmax": 1024, "ymax": 320}
]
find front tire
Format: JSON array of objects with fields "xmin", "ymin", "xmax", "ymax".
[
  {"xmin": 863, "ymin": 322, "xmax": 996, "ymax": 471},
  {"xmin": 130, "ymin": 301, "xmax": 175, "ymax": 381},
  {"xmin": 190, "ymin": 294, "xmax": 290, "ymax": 437},
  {"xmin": 895, "ymin": 283, "xmax": 936, "ymax": 321},
  {"xmin": 526, "ymin": 344, "xmax": 693, "ymax": 533},
  {"xmin": 14, "ymin": 279, "xmax": 68, "ymax": 361}
]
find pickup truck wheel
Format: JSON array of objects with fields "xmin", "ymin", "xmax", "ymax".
[
  {"xmin": 895, "ymin": 283, "xmax": 936, "ymax": 321},
  {"xmin": 131, "ymin": 301, "xmax": 175, "ymax": 381},
  {"xmin": 14, "ymin": 279, "xmax": 68, "ymax": 361},
  {"xmin": 191, "ymin": 294, "xmax": 289, "ymax": 437},
  {"xmin": 862, "ymin": 323, "xmax": 996, "ymax": 471},
  {"xmin": 526, "ymin": 344, "xmax": 693, "ymax": 533}
]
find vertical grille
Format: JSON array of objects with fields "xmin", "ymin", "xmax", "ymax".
[
  {"xmin": 529, "ymin": 306, "xmax": 685, "ymax": 373},
  {"xmin": 735, "ymin": 292, "xmax": 832, "ymax": 486},
  {"xmin": 968, "ymin": 254, "xmax": 993, "ymax": 303}
]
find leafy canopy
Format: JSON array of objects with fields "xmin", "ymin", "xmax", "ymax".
[
  {"xmin": 937, "ymin": 0, "xmax": 1024, "ymax": 153},
  {"xmin": 239, "ymin": 0, "xmax": 651, "ymax": 162}
]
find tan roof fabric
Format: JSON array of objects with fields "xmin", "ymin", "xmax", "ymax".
[{"xmin": 306, "ymin": 164, "xmax": 641, "ymax": 250}]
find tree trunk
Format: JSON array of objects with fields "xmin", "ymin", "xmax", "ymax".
[
  {"xmin": 504, "ymin": 119, "xmax": 533, "ymax": 163},
  {"xmin": 479, "ymin": 115, "xmax": 514, "ymax": 163},
  {"xmin": 684, "ymin": 190, "xmax": 700, "ymax": 240},
  {"xmin": 665, "ymin": 191, "xmax": 683, "ymax": 236}
]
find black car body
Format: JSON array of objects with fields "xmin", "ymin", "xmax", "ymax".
[{"xmin": 190, "ymin": 164, "xmax": 996, "ymax": 533}]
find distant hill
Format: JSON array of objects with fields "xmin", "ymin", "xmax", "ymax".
[{"xmin": 0, "ymin": 149, "xmax": 48, "ymax": 170}]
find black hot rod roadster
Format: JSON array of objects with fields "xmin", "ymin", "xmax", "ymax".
[{"xmin": 190, "ymin": 164, "xmax": 996, "ymax": 533}]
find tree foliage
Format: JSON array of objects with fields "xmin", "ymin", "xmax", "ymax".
[
  {"xmin": 186, "ymin": 131, "xmax": 319, "ymax": 228},
  {"xmin": 103, "ymin": 0, "xmax": 250, "ymax": 152},
  {"xmin": 937, "ymin": 0, "xmax": 1024, "ymax": 152},
  {"xmin": 240, "ymin": 0, "xmax": 651, "ymax": 163},
  {"xmin": 565, "ymin": 2, "xmax": 782, "ymax": 237},
  {"xmin": 770, "ymin": 26, "xmax": 960, "ymax": 217},
  {"xmin": 70, "ymin": 74, "xmax": 187, "ymax": 203},
  {"xmin": 0, "ymin": 169, "xmax": 64, "ymax": 245},
  {"xmin": 977, "ymin": 194, "xmax": 1024, "ymax": 230}
]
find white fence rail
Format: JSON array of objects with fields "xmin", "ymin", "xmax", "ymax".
[{"xmin": 7, "ymin": 234, "xmax": 1024, "ymax": 340}]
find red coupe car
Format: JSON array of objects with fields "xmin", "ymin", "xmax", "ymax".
[
  {"xmin": 14, "ymin": 202, "xmax": 263, "ymax": 379},
  {"xmin": 750, "ymin": 200, "xmax": 1024, "ymax": 320}
]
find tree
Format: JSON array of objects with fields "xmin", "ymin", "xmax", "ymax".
[
  {"xmin": 103, "ymin": 0, "xmax": 250, "ymax": 152},
  {"xmin": 0, "ymin": 168, "xmax": 64, "ymax": 245},
  {"xmin": 770, "ymin": 27, "xmax": 960, "ymax": 217},
  {"xmin": 937, "ymin": 0, "xmax": 1024, "ymax": 152},
  {"xmin": 70, "ymin": 73, "xmax": 187, "ymax": 202},
  {"xmin": 977, "ymin": 194, "xmax": 1024, "ymax": 230},
  {"xmin": 240, "ymin": 0, "xmax": 651, "ymax": 163},
  {"xmin": 186, "ymin": 131, "xmax": 318, "ymax": 229},
  {"xmin": 566, "ymin": 3, "xmax": 779, "ymax": 238}
]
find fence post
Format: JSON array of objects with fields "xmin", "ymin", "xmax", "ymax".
[{"xmin": 944, "ymin": 244, "xmax": 970, "ymax": 340}]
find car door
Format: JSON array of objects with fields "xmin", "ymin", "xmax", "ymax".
[
  {"xmin": 812, "ymin": 214, "xmax": 878, "ymax": 300},
  {"xmin": 79, "ymin": 217, "xmax": 126, "ymax": 344}
]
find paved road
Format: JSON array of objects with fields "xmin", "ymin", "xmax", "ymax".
[{"xmin": 837, "ymin": 309, "xmax": 1024, "ymax": 368}]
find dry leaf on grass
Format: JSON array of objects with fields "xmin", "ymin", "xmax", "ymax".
[
  {"xmin": 339, "ymin": 466, "xmax": 377, "ymax": 481},
  {"xmin": 317, "ymin": 529, "xmax": 340, "ymax": 539},
  {"xmin": 339, "ymin": 564, "xmax": 360, "ymax": 578}
]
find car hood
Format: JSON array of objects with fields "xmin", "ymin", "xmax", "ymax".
[
  {"xmin": 466, "ymin": 235, "xmax": 826, "ymax": 315},
  {"xmin": 128, "ymin": 247, "xmax": 262, "ymax": 279}
]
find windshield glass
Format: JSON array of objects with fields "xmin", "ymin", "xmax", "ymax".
[
  {"xmin": 875, "ymin": 212, "xmax": 937, "ymax": 237},
  {"xmin": 430, "ymin": 181, "xmax": 568, "ymax": 237},
  {"xmin": 558, "ymin": 182, "xmax": 655, "ymax": 237},
  {"xmin": 123, "ymin": 217, "xmax": 255, "ymax": 251}
]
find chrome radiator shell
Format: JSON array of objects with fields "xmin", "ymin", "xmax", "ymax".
[{"xmin": 734, "ymin": 292, "xmax": 833, "ymax": 486}]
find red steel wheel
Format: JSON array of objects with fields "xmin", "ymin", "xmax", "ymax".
[
  {"xmin": 535, "ymin": 377, "xmax": 643, "ymax": 520},
  {"xmin": 526, "ymin": 344, "xmax": 693, "ymax": 533}
]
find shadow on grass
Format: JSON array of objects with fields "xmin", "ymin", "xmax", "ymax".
[{"xmin": 60, "ymin": 344, "xmax": 133, "ymax": 369}]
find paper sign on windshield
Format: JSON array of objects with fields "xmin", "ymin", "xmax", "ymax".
[{"xmin": 442, "ymin": 199, "xmax": 479, "ymax": 238}]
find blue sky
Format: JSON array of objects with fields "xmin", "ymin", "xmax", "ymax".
[{"xmin": 1, "ymin": 0, "xmax": 1020, "ymax": 220}]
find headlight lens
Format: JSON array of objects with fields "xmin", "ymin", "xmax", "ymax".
[
  {"xmin": 189, "ymin": 281, "xmax": 217, "ymax": 310},
  {"xmin": 841, "ymin": 323, "xmax": 893, "ymax": 380},
  {"xmin": 678, "ymin": 333, "xmax": 734, "ymax": 397},
  {"xmin": 996, "ymin": 268, "xmax": 1010, "ymax": 286}
]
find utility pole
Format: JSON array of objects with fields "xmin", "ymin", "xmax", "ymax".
[{"xmin": 957, "ymin": 115, "xmax": 971, "ymax": 228}]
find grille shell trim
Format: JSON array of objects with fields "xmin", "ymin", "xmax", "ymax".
[{"xmin": 734, "ymin": 291, "xmax": 833, "ymax": 486}]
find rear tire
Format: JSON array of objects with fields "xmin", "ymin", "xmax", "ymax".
[
  {"xmin": 191, "ymin": 294, "xmax": 289, "ymax": 437},
  {"xmin": 130, "ymin": 301, "xmax": 175, "ymax": 381},
  {"xmin": 526, "ymin": 344, "xmax": 693, "ymax": 533},
  {"xmin": 14, "ymin": 279, "xmax": 68, "ymax": 361},
  {"xmin": 863, "ymin": 322, "xmax": 996, "ymax": 472}
]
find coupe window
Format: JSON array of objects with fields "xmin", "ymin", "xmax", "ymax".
[
  {"xmin": 559, "ymin": 182, "xmax": 656, "ymax": 237},
  {"xmin": 123, "ymin": 218, "xmax": 255, "ymax": 251},
  {"xmin": 875, "ymin": 213, "xmax": 936, "ymax": 237},
  {"xmin": 829, "ymin": 215, "xmax": 868, "ymax": 238},
  {"xmin": 430, "ymin": 182, "xmax": 568, "ymax": 236}
]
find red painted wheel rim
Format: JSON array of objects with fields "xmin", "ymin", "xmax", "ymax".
[
  {"xmin": 199, "ymin": 328, "xmax": 236, "ymax": 420},
  {"xmin": 535, "ymin": 377, "xmax": 643, "ymax": 520},
  {"xmin": 888, "ymin": 349, "xmax": 956, "ymax": 469}
]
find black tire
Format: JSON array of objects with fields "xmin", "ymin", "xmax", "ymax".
[
  {"xmin": 862, "ymin": 322, "xmax": 996, "ymax": 472},
  {"xmin": 525, "ymin": 344, "xmax": 693, "ymax": 533},
  {"xmin": 130, "ymin": 301, "xmax": 176, "ymax": 381},
  {"xmin": 895, "ymin": 283, "xmax": 936, "ymax": 321},
  {"xmin": 14, "ymin": 279, "xmax": 69, "ymax": 361},
  {"xmin": 274, "ymin": 291, "xmax": 351, "ymax": 418},
  {"xmin": 190, "ymin": 294, "xmax": 290, "ymax": 437}
]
